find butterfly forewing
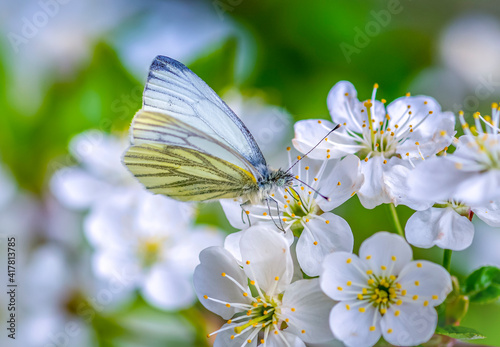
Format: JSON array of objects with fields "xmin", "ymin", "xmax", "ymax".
[{"xmin": 143, "ymin": 55, "xmax": 267, "ymax": 171}]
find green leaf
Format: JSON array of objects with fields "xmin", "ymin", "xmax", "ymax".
[
  {"xmin": 435, "ymin": 325, "xmax": 485, "ymax": 340},
  {"xmin": 462, "ymin": 266, "xmax": 500, "ymax": 304}
]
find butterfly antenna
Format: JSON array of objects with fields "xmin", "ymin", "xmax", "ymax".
[
  {"xmin": 286, "ymin": 123, "xmax": 340, "ymax": 173},
  {"xmin": 293, "ymin": 177, "xmax": 331, "ymax": 201}
]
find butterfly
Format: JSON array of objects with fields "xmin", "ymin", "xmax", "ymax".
[{"xmin": 123, "ymin": 55, "xmax": 299, "ymax": 205}]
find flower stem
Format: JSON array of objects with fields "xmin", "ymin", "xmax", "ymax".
[
  {"xmin": 388, "ymin": 203, "xmax": 404, "ymax": 237},
  {"xmin": 443, "ymin": 249, "xmax": 452, "ymax": 272}
]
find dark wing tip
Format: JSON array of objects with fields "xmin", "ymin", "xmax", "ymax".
[{"xmin": 150, "ymin": 55, "xmax": 188, "ymax": 73}]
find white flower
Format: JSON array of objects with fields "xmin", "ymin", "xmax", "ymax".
[
  {"xmin": 221, "ymin": 155, "xmax": 362, "ymax": 276},
  {"xmin": 50, "ymin": 130, "xmax": 140, "ymax": 210},
  {"xmin": 293, "ymin": 81, "xmax": 455, "ymax": 209},
  {"xmin": 321, "ymin": 232, "xmax": 452, "ymax": 347},
  {"xmin": 405, "ymin": 200, "xmax": 500, "ymax": 251},
  {"xmin": 194, "ymin": 225, "xmax": 335, "ymax": 346},
  {"xmin": 409, "ymin": 108, "xmax": 500, "ymax": 208},
  {"xmin": 85, "ymin": 189, "xmax": 223, "ymax": 310}
]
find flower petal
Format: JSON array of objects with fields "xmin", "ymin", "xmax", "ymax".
[
  {"xmin": 318, "ymin": 155, "xmax": 364, "ymax": 211},
  {"xmin": 281, "ymin": 278, "xmax": 335, "ymax": 343},
  {"xmin": 359, "ymin": 232, "xmax": 412, "ymax": 275},
  {"xmin": 265, "ymin": 331, "xmax": 306, "ymax": 347},
  {"xmin": 193, "ymin": 247, "xmax": 251, "ymax": 319},
  {"xmin": 381, "ymin": 303, "xmax": 437, "ymax": 346},
  {"xmin": 358, "ymin": 156, "xmax": 391, "ymax": 209},
  {"xmin": 384, "ymin": 162, "xmax": 433, "ymax": 210},
  {"xmin": 408, "ymin": 156, "xmax": 471, "ymax": 203},
  {"xmin": 142, "ymin": 265, "xmax": 195, "ymax": 310},
  {"xmin": 405, "ymin": 207, "xmax": 474, "ymax": 251},
  {"xmin": 473, "ymin": 202, "xmax": 500, "ymax": 227},
  {"xmin": 397, "ymin": 260, "xmax": 452, "ymax": 306},
  {"xmin": 214, "ymin": 323, "xmax": 257, "ymax": 347},
  {"xmin": 321, "ymin": 252, "xmax": 368, "ymax": 301},
  {"xmin": 293, "ymin": 119, "xmax": 358, "ymax": 160},
  {"xmin": 329, "ymin": 302, "xmax": 381, "ymax": 347},
  {"xmin": 296, "ymin": 213, "xmax": 353, "ymax": 276},
  {"xmin": 240, "ymin": 225, "xmax": 293, "ymax": 296}
]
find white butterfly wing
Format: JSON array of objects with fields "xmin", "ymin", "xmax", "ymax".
[{"xmin": 142, "ymin": 55, "xmax": 267, "ymax": 171}]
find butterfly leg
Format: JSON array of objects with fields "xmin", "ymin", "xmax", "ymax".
[
  {"xmin": 266, "ymin": 196, "xmax": 285, "ymax": 232},
  {"xmin": 239, "ymin": 201, "xmax": 252, "ymax": 227}
]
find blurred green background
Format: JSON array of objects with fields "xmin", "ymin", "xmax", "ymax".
[{"xmin": 1, "ymin": 0, "xmax": 499, "ymax": 346}]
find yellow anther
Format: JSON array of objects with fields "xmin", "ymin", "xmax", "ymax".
[
  {"xmin": 394, "ymin": 310, "xmax": 400, "ymax": 317},
  {"xmin": 374, "ymin": 83, "xmax": 379, "ymax": 89},
  {"xmin": 305, "ymin": 218, "xmax": 309, "ymax": 222},
  {"xmin": 366, "ymin": 270, "xmax": 373, "ymax": 275},
  {"xmin": 245, "ymin": 210, "xmax": 250, "ymax": 215},
  {"xmin": 387, "ymin": 329, "xmax": 393, "ymax": 334},
  {"xmin": 301, "ymin": 330, "xmax": 306, "ymax": 334},
  {"xmin": 366, "ymin": 255, "xmax": 372, "ymax": 260},
  {"xmin": 417, "ymin": 263, "xmax": 422, "ymax": 268},
  {"xmin": 291, "ymin": 308, "xmax": 296, "ymax": 312},
  {"xmin": 396, "ymin": 283, "xmax": 402, "ymax": 289},
  {"xmin": 337, "ymin": 286, "xmax": 343, "ymax": 291},
  {"xmin": 297, "ymin": 156, "xmax": 301, "ymax": 160},
  {"xmin": 346, "ymin": 304, "xmax": 351, "ymax": 310},
  {"xmin": 359, "ymin": 307, "xmax": 366, "ymax": 313},
  {"xmin": 391, "ymin": 256, "xmax": 397, "ymax": 261},
  {"xmin": 382, "ymin": 99, "xmax": 387, "ymax": 104},
  {"xmin": 345, "ymin": 92, "xmax": 349, "ymax": 96},
  {"xmin": 368, "ymin": 279, "xmax": 375, "ymax": 285},
  {"xmin": 413, "ymin": 295, "xmax": 419, "ymax": 301},
  {"xmin": 429, "ymin": 110, "xmax": 433, "ymax": 114},
  {"xmin": 390, "ymin": 275, "xmax": 396, "ymax": 281},
  {"xmin": 221, "ymin": 273, "xmax": 226, "ymax": 277},
  {"xmin": 231, "ymin": 335, "xmax": 235, "ymax": 340},
  {"xmin": 246, "ymin": 260, "xmax": 250, "ymax": 265},
  {"xmin": 313, "ymin": 241, "xmax": 318, "ymax": 245},
  {"xmin": 275, "ymin": 276, "xmax": 279, "ymax": 281},
  {"xmin": 381, "ymin": 266, "xmax": 387, "ymax": 270},
  {"xmin": 347, "ymin": 281, "xmax": 352, "ymax": 286},
  {"xmin": 346, "ymin": 258, "xmax": 352, "ymax": 263},
  {"xmin": 362, "ymin": 288, "xmax": 368, "ymax": 294},
  {"xmin": 357, "ymin": 293, "xmax": 364, "ymax": 300},
  {"xmin": 337, "ymin": 181, "xmax": 341, "ymax": 186},
  {"xmin": 305, "ymin": 166, "xmax": 309, "ymax": 170},
  {"xmin": 397, "ymin": 300, "xmax": 402, "ymax": 306},
  {"xmin": 414, "ymin": 281, "xmax": 420, "ymax": 286},
  {"xmin": 423, "ymin": 301, "xmax": 429, "ymax": 307},
  {"xmin": 364, "ymin": 158, "xmax": 369, "ymax": 162},
  {"xmin": 226, "ymin": 303, "xmax": 231, "ymax": 307},
  {"xmin": 370, "ymin": 326, "xmax": 376, "ymax": 331},
  {"xmin": 415, "ymin": 142, "xmax": 420, "ymax": 146},
  {"xmin": 250, "ymin": 280, "xmax": 255, "ymax": 285},
  {"xmin": 406, "ymin": 92, "xmax": 411, "ymax": 97},
  {"xmin": 380, "ymin": 308, "xmax": 387, "ymax": 314},
  {"xmin": 432, "ymin": 295, "xmax": 438, "ymax": 300},
  {"xmin": 243, "ymin": 292, "xmax": 248, "ymax": 297},
  {"xmin": 317, "ymin": 120, "xmax": 322, "ymax": 124}
]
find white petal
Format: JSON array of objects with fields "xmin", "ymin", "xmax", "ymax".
[
  {"xmin": 281, "ymin": 278, "xmax": 335, "ymax": 343},
  {"xmin": 265, "ymin": 331, "xmax": 306, "ymax": 347},
  {"xmin": 296, "ymin": 213, "xmax": 353, "ymax": 276},
  {"xmin": 405, "ymin": 207, "xmax": 474, "ymax": 251},
  {"xmin": 321, "ymin": 252, "xmax": 368, "ymax": 301},
  {"xmin": 193, "ymin": 247, "xmax": 251, "ymax": 319},
  {"xmin": 168, "ymin": 227, "xmax": 224, "ymax": 274},
  {"xmin": 329, "ymin": 302, "xmax": 381, "ymax": 347},
  {"xmin": 327, "ymin": 81, "xmax": 383, "ymax": 133},
  {"xmin": 220, "ymin": 199, "xmax": 251, "ymax": 229},
  {"xmin": 455, "ymin": 170, "xmax": 500, "ymax": 207},
  {"xmin": 397, "ymin": 260, "xmax": 452, "ymax": 306},
  {"xmin": 384, "ymin": 162, "xmax": 433, "ymax": 210},
  {"xmin": 318, "ymin": 155, "xmax": 364, "ymax": 211},
  {"xmin": 359, "ymin": 232, "xmax": 412, "ymax": 275},
  {"xmin": 214, "ymin": 323, "xmax": 257, "ymax": 347},
  {"xmin": 240, "ymin": 225, "xmax": 293, "ymax": 296},
  {"xmin": 293, "ymin": 120, "xmax": 357, "ymax": 160},
  {"xmin": 223, "ymin": 230, "xmax": 244, "ymax": 262},
  {"xmin": 50, "ymin": 167, "xmax": 110, "ymax": 209},
  {"xmin": 407, "ymin": 156, "xmax": 471, "ymax": 203},
  {"xmin": 473, "ymin": 203, "xmax": 500, "ymax": 227},
  {"xmin": 358, "ymin": 156, "xmax": 391, "ymax": 209},
  {"xmin": 91, "ymin": 250, "xmax": 142, "ymax": 288},
  {"xmin": 387, "ymin": 95, "xmax": 453, "ymax": 138},
  {"xmin": 142, "ymin": 265, "xmax": 195, "ymax": 310},
  {"xmin": 381, "ymin": 303, "xmax": 437, "ymax": 346}
]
